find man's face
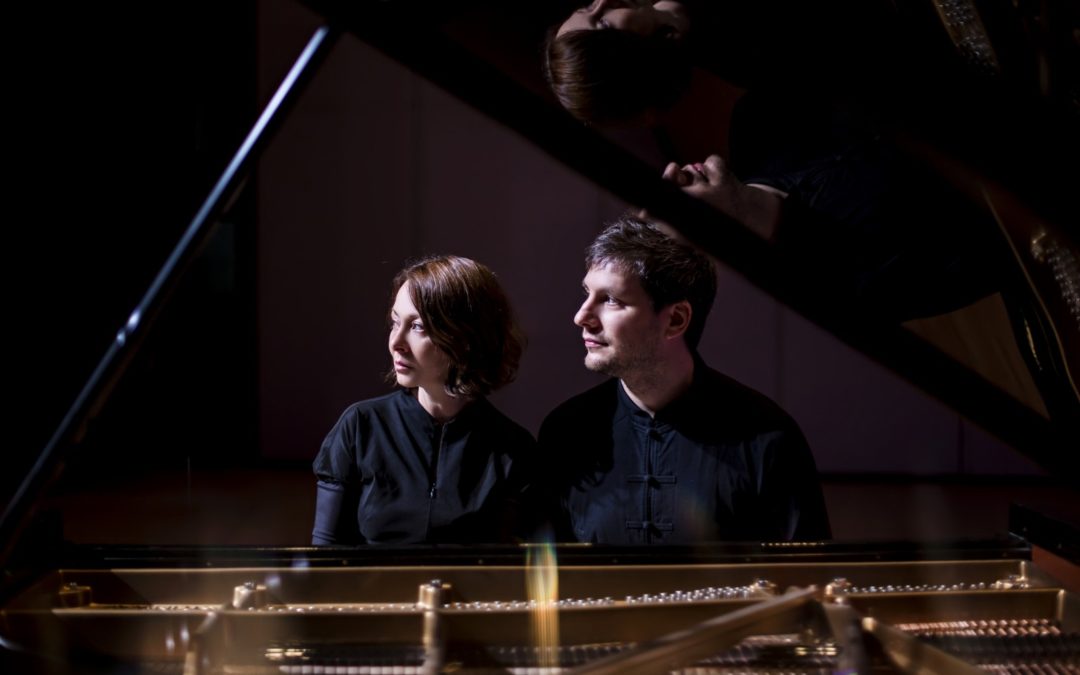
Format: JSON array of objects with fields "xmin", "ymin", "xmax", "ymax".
[{"xmin": 574, "ymin": 263, "xmax": 665, "ymax": 377}]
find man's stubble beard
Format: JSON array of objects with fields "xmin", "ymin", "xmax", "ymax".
[{"xmin": 583, "ymin": 336, "xmax": 662, "ymax": 383}]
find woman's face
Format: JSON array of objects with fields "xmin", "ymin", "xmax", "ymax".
[
  {"xmin": 388, "ymin": 282, "xmax": 450, "ymax": 394},
  {"xmin": 556, "ymin": 0, "xmax": 686, "ymax": 39}
]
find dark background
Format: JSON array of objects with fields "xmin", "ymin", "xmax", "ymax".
[{"xmin": 9, "ymin": 1, "xmax": 258, "ymax": 498}]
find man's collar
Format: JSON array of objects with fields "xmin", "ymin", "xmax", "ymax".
[{"xmin": 616, "ymin": 352, "xmax": 706, "ymax": 422}]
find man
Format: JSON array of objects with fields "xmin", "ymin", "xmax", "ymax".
[{"xmin": 539, "ymin": 218, "xmax": 830, "ymax": 544}]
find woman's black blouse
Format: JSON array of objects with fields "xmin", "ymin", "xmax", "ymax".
[{"xmin": 312, "ymin": 389, "xmax": 538, "ymax": 545}]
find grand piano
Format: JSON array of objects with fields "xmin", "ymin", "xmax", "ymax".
[{"xmin": 3, "ymin": 0, "xmax": 1079, "ymax": 673}]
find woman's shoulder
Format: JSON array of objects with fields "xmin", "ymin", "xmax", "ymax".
[
  {"xmin": 337, "ymin": 390, "xmax": 395, "ymax": 415},
  {"xmin": 331, "ymin": 389, "xmax": 415, "ymax": 428}
]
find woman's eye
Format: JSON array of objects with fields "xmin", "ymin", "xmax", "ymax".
[
  {"xmin": 411, "ymin": 322, "xmax": 425, "ymax": 333},
  {"xmin": 605, "ymin": 295, "xmax": 620, "ymax": 305},
  {"xmin": 597, "ymin": 18, "xmax": 612, "ymax": 30}
]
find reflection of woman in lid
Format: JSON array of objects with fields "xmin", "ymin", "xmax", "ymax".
[
  {"xmin": 546, "ymin": 0, "xmax": 693, "ymax": 127},
  {"xmin": 544, "ymin": 0, "xmax": 896, "ymax": 127},
  {"xmin": 545, "ymin": 0, "xmax": 1001, "ymax": 323},
  {"xmin": 311, "ymin": 256, "xmax": 537, "ymax": 545}
]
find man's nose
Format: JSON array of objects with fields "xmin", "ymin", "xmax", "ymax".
[{"xmin": 574, "ymin": 301, "xmax": 596, "ymax": 329}]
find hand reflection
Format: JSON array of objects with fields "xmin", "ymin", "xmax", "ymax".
[{"xmin": 656, "ymin": 154, "xmax": 783, "ymax": 242}]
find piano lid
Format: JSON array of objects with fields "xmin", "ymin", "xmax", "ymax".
[
  {"xmin": 292, "ymin": 0, "xmax": 1080, "ymax": 457},
  {"xmin": 4, "ymin": 0, "xmax": 1080, "ymax": 560}
]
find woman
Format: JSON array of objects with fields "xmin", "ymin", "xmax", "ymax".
[
  {"xmin": 545, "ymin": 0, "xmax": 693, "ymax": 126},
  {"xmin": 311, "ymin": 255, "xmax": 537, "ymax": 545},
  {"xmin": 547, "ymin": 0, "xmax": 1003, "ymax": 323},
  {"xmin": 544, "ymin": 0, "xmax": 901, "ymax": 127}
]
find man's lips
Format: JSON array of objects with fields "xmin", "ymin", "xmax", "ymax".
[{"xmin": 583, "ymin": 337, "xmax": 607, "ymax": 349}]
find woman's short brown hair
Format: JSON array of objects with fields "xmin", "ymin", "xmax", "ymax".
[
  {"xmin": 391, "ymin": 255, "xmax": 525, "ymax": 398},
  {"xmin": 543, "ymin": 27, "xmax": 692, "ymax": 126}
]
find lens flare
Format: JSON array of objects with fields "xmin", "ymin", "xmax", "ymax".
[{"xmin": 526, "ymin": 542, "xmax": 560, "ymax": 670}]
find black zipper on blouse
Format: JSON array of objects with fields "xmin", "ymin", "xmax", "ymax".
[
  {"xmin": 430, "ymin": 424, "xmax": 447, "ymax": 499},
  {"xmin": 425, "ymin": 423, "xmax": 447, "ymax": 538}
]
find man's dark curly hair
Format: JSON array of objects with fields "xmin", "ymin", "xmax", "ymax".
[{"xmin": 586, "ymin": 217, "xmax": 717, "ymax": 349}]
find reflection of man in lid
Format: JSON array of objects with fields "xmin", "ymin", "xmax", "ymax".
[{"xmin": 539, "ymin": 218, "xmax": 830, "ymax": 544}]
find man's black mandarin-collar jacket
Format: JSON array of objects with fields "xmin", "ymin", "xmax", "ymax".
[{"xmin": 539, "ymin": 361, "xmax": 831, "ymax": 544}]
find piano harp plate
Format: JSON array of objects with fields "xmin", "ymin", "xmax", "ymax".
[{"xmin": 2, "ymin": 557, "xmax": 1077, "ymax": 673}]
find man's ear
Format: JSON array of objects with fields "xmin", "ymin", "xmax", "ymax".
[{"xmin": 663, "ymin": 300, "xmax": 692, "ymax": 341}]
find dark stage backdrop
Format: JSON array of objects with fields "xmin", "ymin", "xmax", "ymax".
[{"xmin": 9, "ymin": 1, "xmax": 258, "ymax": 502}]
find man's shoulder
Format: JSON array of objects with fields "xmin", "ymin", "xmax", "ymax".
[
  {"xmin": 696, "ymin": 365, "xmax": 801, "ymax": 433},
  {"xmin": 539, "ymin": 379, "xmax": 620, "ymax": 434}
]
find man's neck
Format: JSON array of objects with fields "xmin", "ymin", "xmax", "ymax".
[{"xmin": 620, "ymin": 349, "xmax": 696, "ymax": 417}]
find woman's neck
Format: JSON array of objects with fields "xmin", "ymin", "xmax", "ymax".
[{"xmin": 416, "ymin": 386, "xmax": 468, "ymax": 422}]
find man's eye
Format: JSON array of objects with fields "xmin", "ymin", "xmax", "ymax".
[
  {"xmin": 605, "ymin": 295, "xmax": 620, "ymax": 305},
  {"xmin": 597, "ymin": 18, "xmax": 612, "ymax": 30}
]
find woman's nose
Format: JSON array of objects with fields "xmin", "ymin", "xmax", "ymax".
[
  {"xmin": 586, "ymin": 0, "xmax": 609, "ymax": 18},
  {"xmin": 389, "ymin": 327, "xmax": 407, "ymax": 352}
]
